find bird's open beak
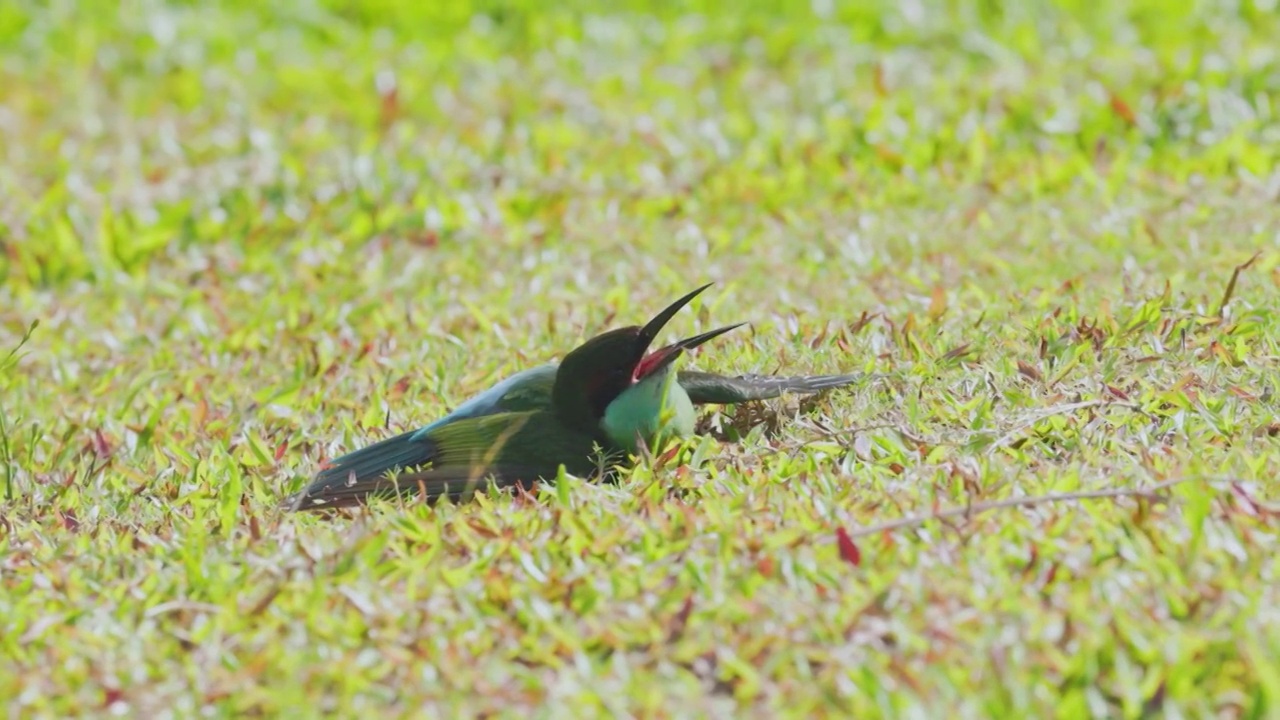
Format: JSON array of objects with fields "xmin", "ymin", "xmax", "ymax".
[
  {"xmin": 632, "ymin": 323, "xmax": 744, "ymax": 380},
  {"xmin": 635, "ymin": 283, "xmax": 713, "ymax": 351},
  {"xmin": 631, "ymin": 284, "xmax": 744, "ymax": 381}
]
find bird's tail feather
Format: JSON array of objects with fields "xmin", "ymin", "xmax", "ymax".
[
  {"xmin": 287, "ymin": 429, "xmax": 435, "ymax": 509},
  {"xmin": 287, "ymin": 466, "xmax": 540, "ymax": 511},
  {"xmin": 770, "ymin": 373, "xmax": 864, "ymax": 393},
  {"xmin": 680, "ymin": 370, "xmax": 867, "ymax": 405}
]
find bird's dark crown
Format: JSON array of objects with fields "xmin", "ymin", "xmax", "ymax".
[
  {"xmin": 552, "ymin": 326, "xmax": 646, "ymax": 431},
  {"xmin": 548, "ymin": 284, "xmax": 744, "ymax": 432}
]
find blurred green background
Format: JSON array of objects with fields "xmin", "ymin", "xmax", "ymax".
[{"xmin": 4, "ymin": 0, "xmax": 1277, "ymax": 291}]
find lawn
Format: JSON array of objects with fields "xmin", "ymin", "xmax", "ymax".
[{"xmin": 2, "ymin": 0, "xmax": 1279, "ymax": 716}]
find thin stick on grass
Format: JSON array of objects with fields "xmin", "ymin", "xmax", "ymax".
[
  {"xmin": 845, "ymin": 476, "xmax": 1198, "ymax": 540},
  {"xmin": 1216, "ymin": 251, "xmax": 1261, "ymax": 319},
  {"xmin": 984, "ymin": 399, "xmax": 1153, "ymax": 455}
]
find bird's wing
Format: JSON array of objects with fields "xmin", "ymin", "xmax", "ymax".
[
  {"xmin": 288, "ymin": 410, "xmax": 605, "ymax": 511},
  {"xmin": 478, "ymin": 362, "xmax": 558, "ymax": 414},
  {"xmin": 421, "ymin": 363, "xmax": 559, "ymax": 428},
  {"xmin": 677, "ymin": 370, "xmax": 863, "ymax": 405},
  {"xmin": 305, "ymin": 426, "xmax": 437, "ymax": 495},
  {"xmin": 302, "ymin": 364, "xmax": 561, "ymax": 503}
]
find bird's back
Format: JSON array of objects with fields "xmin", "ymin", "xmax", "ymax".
[
  {"xmin": 291, "ymin": 409, "xmax": 611, "ymax": 509},
  {"xmin": 415, "ymin": 363, "xmax": 559, "ymax": 436}
]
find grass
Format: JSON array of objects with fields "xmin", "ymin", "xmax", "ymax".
[{"xmin": 2, "ymin": 0, "xmax": 1279, "ymax": 715}]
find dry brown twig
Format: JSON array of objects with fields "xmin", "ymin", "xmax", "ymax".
[
  {"xmin": 984, "ymin": 399, "xmax": 1153, "ymax": 456},
  {"xmin": 845, "ymin": 476, "xmax": 1204, "ymax": 540},
  {"xmin": 1216, "ymin": 251, "xmax": 1261, "ymax": 319}
]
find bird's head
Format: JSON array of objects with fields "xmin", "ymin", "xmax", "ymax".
[{"xmin": 552, "ymin": 283, "xmax": 742, "ymax": 430}]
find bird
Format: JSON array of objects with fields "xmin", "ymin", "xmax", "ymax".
[
  {"xmin": 288, "ymin": 284, "xmax": 734, "ymax": 510},
  {"xmin": 287, "ymin": 284, "xmax": 863, "ymax": 510}
]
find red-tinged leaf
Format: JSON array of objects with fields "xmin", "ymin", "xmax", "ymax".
[
  {"xmin": 848, "ymin": 311, "xmax": 874, "ymax": 335},
  {"xmin": 875, "ymin": 144, "xmax": 903, "ymax": 167},
  {"xmin": 888, "ymin": 462, "xmax": 905, "ymax": 475},
  {"xmin": 963, "ymin": 203, "xmax": 985, "ymax": 227},
  {"xmin": 379, "ymin": 86, "xmax": 399, "ymax": 127},
  {"xmin": 1228, "ymin": 386, "xmax": 1258, "ymax": 401},
  {"xmin": 1106, "ymin": 384, "xmax": 1131, "ymax": 401},
  {"xmin": 409, "ymin": 234, "xmax": 440, "ymax": 251},
  {"xmin": 376, "ymin": 70, "xmax": 400, "ymax": 130},
  {"xmin": 928, "ymin": 285, "xmax": 947, "ymax": 319},
  {"xmin": 247, "ymin": 585, "xmax": 283, "ymax": 617},
  {"xmin": 1218, "ymin": 250, "xmax": 1262, "ymax": 318},
  {"xmin": 512, "ymin": 483, "xmax": 540, "ymax": 506},
  {"xmin": 1228, "ymin": 483, "xmax": 1277, "ymax": 518},
  {"xmin": 886, "ymin": 656, "xmax": 926, "ymax": 695},
  {"xmin": 465, "ymin": 519, "xmax": 497, "ymax": 540},
  {"xmin": 836, "ymin": 526, "xmax": 862, "ymax": 566},
  {"xmin": 1141, "ymin": 217, "xmax": 1161, "ymax": 246},
  {"xmin": 1143, "ymin": 680, "xmax": 1167, "ymax": 717},
  {"xmin": 1042, "ymin": 561, "xmax": 1060, "ymax": 588},
  {"xmin": 273, "ymin": 440, "xmax": 288, "ymax": 462},
  {"xmin": 942, "ymin": 343, "xmax": 972, "ymax": 362},
  {"xmin": 873, "ymin": 62, "xmax": 888, "ymax": 96},
  {"xmin": 1230, "ymin": 488, "xmax": 1259, "ymax": 517},
  {"xmin": 60, "ymin": 510, "xmax": 80, "ymax": 532},
  {"xmin": 1209, "ymin": 341, "xmax": 1237, "ymax": 366},
  {"xmin": 1022, "ymin": 543, "xmax": 1039, "ymax": 575},
  {"xmin": 1109, "ymin": 92, "xmax": 1137, "ymax": 126},
  {"xmin": 389, "ymin": 376, "xmax": 413, "ymax": 398},
  {"xmin": 101, "ymin": 688, "xmax": 125, "ymax": 709},
  {"xmin": 1016, "ymin": 360, "xmax": 1042, "ymax": 382},
  {"xmin": 655, "ymin": 443, "xmax": 682, "ymax": 466},
  {"xmin": 756, "ymin": 555, "xmax": 775, "ymax": 577},
  {"xmin": 247, "ymin": 508, "xmax": 262, "ymax": 542},
  {"xmin": 809, "ymin": 326, "xmax": 828, "ymax": 349},
  {"xmin": 92, "ymin": 429, "xmax": 113, "ymax": 460},
  {"xmin": 667, "ymin": 595, "xmax": 694, "ymax": 643}
]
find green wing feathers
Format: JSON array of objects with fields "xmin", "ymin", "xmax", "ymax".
[
  {"xmin": 491, "ymin": 367, "xmax": 557, "ymax": 412},
  {"xmin": 288, "ymin": 411, "xmax": 609, "ymax": 510}
]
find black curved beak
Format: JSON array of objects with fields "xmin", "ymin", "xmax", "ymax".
[
  {"xmin": 631, "ymin": 321, "xmax": 746, "ymax": 380},
  {"xmin": 629, "ymin": 284, "xmax": 748, "ymax": 380},
  {"xmin": 672, "ymin": 323, "xmax": 746, "ymax": 353},
  {"xmin": 635, "ymin": 283, "xmax": 715, "ymax": 355}
]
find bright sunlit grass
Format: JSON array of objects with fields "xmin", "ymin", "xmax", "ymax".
[{"xmin": 2, "ymin": 0, "xmax": 1279, "ymax": 715}]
